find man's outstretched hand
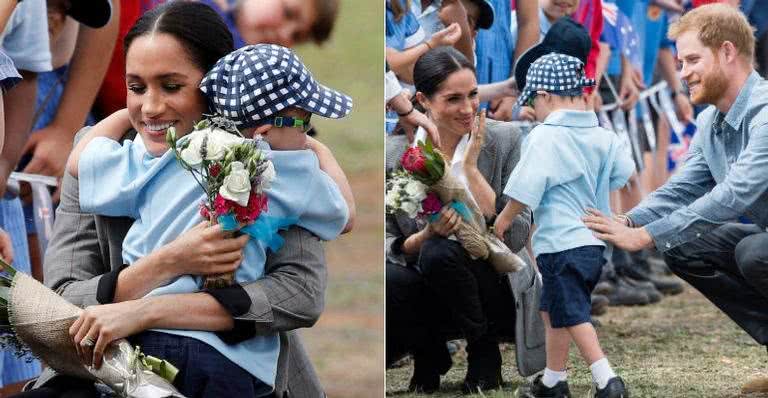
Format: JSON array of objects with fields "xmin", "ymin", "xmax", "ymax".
[{"xmin": 582, "ymin": 208, "xmax": 654, "ymax": 252}]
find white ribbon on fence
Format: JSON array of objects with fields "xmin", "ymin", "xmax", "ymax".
[{"xmin": 8, "ymin": 172, "xmax": 57, "ymax": 256}]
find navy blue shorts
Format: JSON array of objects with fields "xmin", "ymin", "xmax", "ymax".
[
  {"xmin": 536, "ymin": 246, "xmax": 605, "ymax": 328},
  {"xmin": 130, "ymin": 331, "xmax": 271, "ymax": 397}
]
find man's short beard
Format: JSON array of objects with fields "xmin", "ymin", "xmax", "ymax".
[{"xmin": 691, "ymin": 59, "xmax": 730, "ymax": 105}]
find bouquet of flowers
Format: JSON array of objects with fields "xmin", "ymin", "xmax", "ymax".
[
  {"xmin": 0, "ymin": 260, "xmax": 183, "ymax": 397},
  {"xmin": 393, "ymin": 139, "xmax": 526, "ymax": 273},
  {"xmin": 166, "ymin": 117, "xmax": 275, "ymax": 289}
]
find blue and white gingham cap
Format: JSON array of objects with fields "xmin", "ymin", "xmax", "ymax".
[
  {"xmin": 516, "ymin": 52, "xmax": 595, "ymax": 108},
  {"xmin": 200, "ymin": 44, "xmax": 353, "ymax": 129}
]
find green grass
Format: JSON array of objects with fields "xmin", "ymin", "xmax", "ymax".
[
  {"xmin": 293, "ymin": 4, "xmax": 385, "ymax": 396},
  {"xmin": 295, "ymin": 0, "xmax": 384, "ymax": 173},
  {"xmin": 387, "ymin": 285, "xmax": 768, "ymax": 398}
]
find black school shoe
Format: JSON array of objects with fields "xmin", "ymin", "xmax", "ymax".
[
  {"xmin": 516, "ymin": 375, "xmax": 572, "ymax": 398},
  {"xmin": 594, "ymin": 377, "xmax": 629, "ymax": 398}
]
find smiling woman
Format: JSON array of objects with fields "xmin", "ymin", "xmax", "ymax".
[
  {"xmin": 386, "ymin": 47, "xmax": 539, "ymax": 393},
  {"xmin": 124, "ymin": 34, "xmax": 207, "ymax": 156},
  {"xmin": 20, "ymin": 2, "xmax": 348, "ymax": 398}
]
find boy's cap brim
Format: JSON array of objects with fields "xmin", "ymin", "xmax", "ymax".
[
  {"xmin": 68, "ymin": 0, "xmax": 112, "ymax": 28},
  {"xmin": 296, "ymin": 82, "xmax": 354, "ymax": 120}
]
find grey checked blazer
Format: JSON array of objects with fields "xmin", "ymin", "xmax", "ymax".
[
  {"xmin": 386, "ymin": 120, "xmax": 546, "ymax": 376},
  {"xmin": 33, "ymin": 128, "xmax": 326, "ymax": 397}
]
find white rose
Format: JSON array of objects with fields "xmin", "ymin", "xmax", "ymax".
[
  {"xmin": 258, "ymin": 161, "xmax": 276, "ymax": 192},
  {"xmin": 400, "ymin": 200, "xmax": 420, "ymax": 218},
  {"xmin": 385, "ymin": 190, "xmax": 400, "ymax": 209},
  {"xmin": 404, "ymin": 180, "xmax": 427, "ymax": 201},
  {"xmin": 179, "ymin": 136, "xmax": 204, "ymax": 166},
  {"xmin": 203, "ymin": 133, "xmax": 228, "ymax": 161},
  {"xmin": 211, "ymin": 128, "xmax": 246, "ymax": 146},
  {"xmin": 219, "ymin": 161, "xmax": 252, "ymax": 206}
]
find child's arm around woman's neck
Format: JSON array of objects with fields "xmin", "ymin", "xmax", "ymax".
[{"xmin": 66, "ymin": 109, "xmax": 132, "ymax": 177}]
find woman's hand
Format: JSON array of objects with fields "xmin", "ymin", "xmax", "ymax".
[
  {"xmin": 161, "ymin": 221, "xmax": 249, "ymax": 277},
  {"xmin": 463, "ymin": 110, "xmax": 486, "ymax": 170},
  {"xmin": 430, "ymin": 205, "xmax": 462, "ymax": 237},
  {"xmin": 70, "ymin": 300, "xmax": 149, "ymax": 369}
]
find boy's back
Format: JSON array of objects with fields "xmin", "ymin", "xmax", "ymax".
[{"xmin": 503, "ymin": 109, "xmax": 634, "ymax": 257}]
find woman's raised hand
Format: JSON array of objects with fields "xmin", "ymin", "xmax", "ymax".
[
  {"xmin": 429, "ymin": 205, "xmax": 462, "ymax": 237},
  {"xmin": 162, "ymin": 221, "xmax": 249, "ymax": 277},
  {"xmin": 463, "ymin": 110, "xmax": 486, "ymax": 169}
]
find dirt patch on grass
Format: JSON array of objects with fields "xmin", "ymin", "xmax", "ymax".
[
  {"xmin": 304, "ymin": 169, "xmax": 385, "ymax": 397},
  {"xmin": 387, "ymin": 284, "xmax": 768, "ymax": 397}
]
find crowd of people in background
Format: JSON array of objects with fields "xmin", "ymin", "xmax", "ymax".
[{"xmin": 386, "ymin": 0, "xmax": 768, "ymax": 395}]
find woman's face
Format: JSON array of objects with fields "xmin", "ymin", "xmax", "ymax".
[
  {"xmin": 236, "ymin": 0, "xmax": 317, "ymax": 47},
  {"xmin": 125, "ymin": 33, "xmax": 207, "ymax": 157},
  {"xmin": 419, "ymin": 68, "xmax": 479, "ymax": 137}
]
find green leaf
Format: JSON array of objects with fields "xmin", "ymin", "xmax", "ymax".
[{"xmin": 0, "ymin": 258, "xmax": 15, "ymax": 277}]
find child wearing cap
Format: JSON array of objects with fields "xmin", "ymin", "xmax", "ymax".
[
  {"xmin": 493, "ymin": 53, "xmax": 634, "ymax": 398},
  {"xmin": 65, "ymin": 44, "xmax": 353, "ymax": 394}
]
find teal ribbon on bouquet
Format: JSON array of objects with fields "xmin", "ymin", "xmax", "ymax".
[
  {"xmin": 218, "ymin": 214, "xmax": 299, "ymax": 252},
  {"xmin": 428, "ymin": 200, "xmax": 472, "ymax": 223}
]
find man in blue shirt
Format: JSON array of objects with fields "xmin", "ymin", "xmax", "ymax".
[{"xmin": 584, "ymin": 5, "xmax": 768, "ymax": 389}]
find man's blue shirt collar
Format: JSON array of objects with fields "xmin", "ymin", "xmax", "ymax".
[{"xmin": 722, "ymin": 70, "xmax": 761, "ymax": 132}]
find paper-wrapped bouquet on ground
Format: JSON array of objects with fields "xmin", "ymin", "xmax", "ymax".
[
  {"xmin": 0, "ymin": 260, "xmax": 184, "ymax": 398},
  {"xmin": 386, "ymin": 139, "xmax": 526, "ymax": 273}
]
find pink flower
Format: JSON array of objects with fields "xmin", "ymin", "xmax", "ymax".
[
  {"xmin": 199, "ymin": 203, "xmax": 211, "ymax": 219},
  {"xmin": 213, "ymin": 193, "xmax": 232, "ymax": 216},
  {"xmin": 420, "ymin": 192, "xmax": 442, "ymax": 216}
]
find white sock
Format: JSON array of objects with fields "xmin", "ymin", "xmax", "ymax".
[
  {"xmin": 590, "ymin": 358, "xmax": 617, "ymax": 389},
  {"xmin": 541, "ymin": 368, "xmax": 567, "ymax": 387}
]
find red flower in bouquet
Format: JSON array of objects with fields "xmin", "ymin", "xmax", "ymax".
[
  {"xmin": 400, "ymin": 140, "xmax": 445, "ymax": 185},
  {"xmin": 401, "ymin": 147, "xmax": 427, "ymax": 174},
  {"xmin": 199, "ymin": 202, "xmax": 211, "ymax": 219},
  {"xmin": 419, "ymin": 192, "xmax": 442, "ymax": 216},
  {"xmin": 209, "ymin": 163, "xmax": 222, "ymax": 177},
  {"xmin": 213, "ymin": 193, "xmax": 231, "ymax": 216},
  {"xmin": 234, "ymin": 193, "xmax": 268, "ymax": 223}
]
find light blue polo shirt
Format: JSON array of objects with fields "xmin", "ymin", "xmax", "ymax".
[
  {"xmin": 79, "ymin": 134, "xmax": 348, "ymax": 392},
  {"xmin": 503, "ymin": 110, "xmax": 635, "ymax": 257}
]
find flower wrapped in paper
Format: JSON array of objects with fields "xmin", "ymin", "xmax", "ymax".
[
  {"xmin": 390, "ymin": 139, "xmax": 526, "ymax": 273},
  {"xmin": 0, "ymin": 261, "xmax": 183, "ymax": 398}
]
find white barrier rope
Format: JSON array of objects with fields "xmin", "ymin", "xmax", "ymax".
[{"xmin": 8, "ymin": 172, "xmax": 57, "ymax": 256}]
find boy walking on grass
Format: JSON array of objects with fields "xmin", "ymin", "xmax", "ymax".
[{"xmin": 494, "ymin": 53, "xmax": 634, "ymax": 398}]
